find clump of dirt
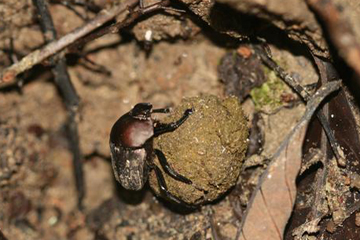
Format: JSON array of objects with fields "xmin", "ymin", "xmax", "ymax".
[
  {"xmin": 218, "ymin": 48, "xmax": 266, "ymax": 102},
  {"xmin": 133, "ymin": 13, "xmax": 200, "ymax": 42},
  {"xmin": 149, "ymin": 95, "xmax": 249, "ymax": 205}
]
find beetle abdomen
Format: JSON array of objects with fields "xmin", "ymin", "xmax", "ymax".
[{"xmin": 110, "ymin": 143, "xmax": 148, "ymax": 190}]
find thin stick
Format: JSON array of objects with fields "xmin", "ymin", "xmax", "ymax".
[
  {"xmin": 0, "ymin": 0, "xmax": 138, "ymax": 85},
  {"xmin": 33, "ymin": 0, "xmax": 84, "ymax": 208}
]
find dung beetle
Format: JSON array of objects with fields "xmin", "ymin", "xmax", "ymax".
[{"xmin": 110, "ymin": 103, "xmax": 193, "ymax": 206}]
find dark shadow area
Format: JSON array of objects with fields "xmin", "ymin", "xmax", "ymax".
[
  {"xmin": 114, "ymin": 179, "xmax": 148, "ymax": 206},
  {"xmin": 307, "ymin": 6, "xmax": 360, "ymax": 104},
  {"xmin": 90, "ymin": 151, "xmax": 197, "ymax": 214},
  {"xmin": 150, "ymin": 187, "xmax": 199, "ymax": 215}
]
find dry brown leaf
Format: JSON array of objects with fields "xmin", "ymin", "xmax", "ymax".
[{"xmin": 240, "ymin": 121, "xmax": 306, "ymax": 240}]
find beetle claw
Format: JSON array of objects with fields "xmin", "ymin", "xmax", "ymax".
[{"xmin": 185, "ymin": 108, "xmax": 194, "ymax": 115}]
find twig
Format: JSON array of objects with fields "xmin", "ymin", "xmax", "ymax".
[
  {"xmin": 67, "ymin": 110, "xmax": 83, "ymax": 209},
  {"xmin": 0, "ymin": 0, "xmax": 174, "ymax": 87},
  {"xmin": 73, "ymin": 0, "xmax": 172, "ymax": 49},
  {"xmin": 237, "ymin": 80, "xmax": 342, "ymax": 239},
  {"xmin": 33, "ymin": 0, "xmax": 84, "ymax": 208},
  {"xmin": 210, "ymin": 216, "xmax": 223, "ymax": 240},
  {"xmin": 205, "ymin": 205, "xmax": 223, "ymax": 240},
  {"xmin": 308, "ymin": 57, "xmax": 333, "ymax": 221},
  {"xmin": 306, "ymin": 0, "xmax": 360, "ymax": 83},
  {"xmin": 50, "ymin": 0, "xmax": 102, "ymax": 13},
  {"xmin": 0, "ymin": 0, "xmax": 139, "ymax": 85},
  {"xmin": 255, "ymin": 45, "xmax": 346, "ymax": 167},
  {"xmin": 79, "ymin": 56, "xmax": 112, "ymax": 76}
]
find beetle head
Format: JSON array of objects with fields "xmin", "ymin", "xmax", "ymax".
[{"xmin": 130, "ymin": 103, "xmax": 153, "ymax": 120}]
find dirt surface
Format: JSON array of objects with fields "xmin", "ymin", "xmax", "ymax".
[{"xmin": 1, "ymin": 0, "xmax": 360, "ymax": 239}]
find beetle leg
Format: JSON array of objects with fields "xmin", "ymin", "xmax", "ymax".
[
  {"xmin": 154, "ymin": 108, "xmax": 193, "ymax": 136},
  {"xmin": 152, "ymin": 107, "xmax": 171, "ymax": 114},
  {"xmin": 152, "ymin": 165, "xmax": 196, "ymax": 209},
  {"xmin": 154, "ymin": 149, "xmax": 192, "ymax": 184}
]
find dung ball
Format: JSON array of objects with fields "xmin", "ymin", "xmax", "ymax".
[{"xmin": 149, "ymin": 95, "xmax": 248, "ymax": 205}]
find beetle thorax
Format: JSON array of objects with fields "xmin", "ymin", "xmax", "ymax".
[{"xmin": 123, "ymin": 119, "xmax": 154, "ymax": 147}]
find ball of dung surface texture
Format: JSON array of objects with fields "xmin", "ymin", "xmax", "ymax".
[{"xmin": 149, "ymin": 95, "xmax": 249, "ymax": 205}]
